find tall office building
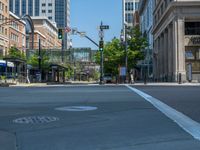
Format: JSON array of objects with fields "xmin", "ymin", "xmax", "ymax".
[
  {"xmin": 9, "ymin": 0, "xmax": 70, "ymax": 49},
  {"xmin": 122, "ymin": 0, "xmax": 139, "ymax": 27},
  {"xmin": 138, "ymin": 0, "xmax": 154, "ymax": 80}
]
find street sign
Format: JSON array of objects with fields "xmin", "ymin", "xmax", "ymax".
[
  {"xmin": 100, "ymin": 25, "xmax": 109, "ymax": 30},
  {"xmin": 119, "ymin": 67, "xmax": 126, "ymax": 76},
  {"xmin": 99, "ymin": 30, "xmax": 104, "ymax": 38}
]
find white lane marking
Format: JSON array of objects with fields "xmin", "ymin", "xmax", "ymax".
[{"xmin": 125, "ymin": 85, "xmax": 200, "ymax": 141}]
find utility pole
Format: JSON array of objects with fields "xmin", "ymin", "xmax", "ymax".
[{"xmin": 99, "ymin": 21, "xmax": 109, "ymax": 84}]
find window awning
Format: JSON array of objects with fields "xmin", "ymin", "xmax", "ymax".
[{"xmin": 0, "ymin": 60, "xmax": 15, "ymax": 67}]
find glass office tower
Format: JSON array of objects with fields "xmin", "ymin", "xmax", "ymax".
[{"xmin": 9, "ymin": 0, "xmax": 70, "ymax": 49}]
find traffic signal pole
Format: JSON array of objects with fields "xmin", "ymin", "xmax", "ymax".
[
  {"xmin": 99, "ymin": 22, "xmax": 109, "ymax": 85},
  {"xmin": 100, "ymin": 22, "xmax": 104, "ymax": 84}
]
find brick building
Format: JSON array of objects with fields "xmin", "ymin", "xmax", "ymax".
[{"xmin": 0, "ymin": 0, "xmax": 9, "ymax": 56}]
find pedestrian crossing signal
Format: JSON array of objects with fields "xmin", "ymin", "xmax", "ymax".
[{"xmin": 58, "ymin": 29, "xmax": 63, "ymax": 39}]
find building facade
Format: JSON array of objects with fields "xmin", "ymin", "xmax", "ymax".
[
  {"xmin": 152, "ymin": 0, "xmax": 200, "ymax": 82},
  {"xmin": 9, "ymin": 0, "xmax": 70, "ymax": 49},
  {"xmin": 138, "ymin": 0, "xmax": 154, "ymax": 79},
  {"xmin": 0, "ymin": 0, "xmax": 9, "ymax": 56},
  {"xmin": 31, "ymin": 16, "xmax": 61, "ymax": 49},
  {"xmin": 9, "ymin": 12, "xmax": 26, "ymax": 51},
  {"xmin": 122, "ymin": 0, "xmax": 139, "ymax": 27}
]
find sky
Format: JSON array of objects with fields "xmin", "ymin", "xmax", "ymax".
[{"xmin": 70, "ymin": 0, "xmax": 122, "ymax": 50}]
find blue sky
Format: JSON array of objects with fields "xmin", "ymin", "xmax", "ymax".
[{"xmin": 70, "ymin": 0, "xmax": 122, "ymax": 50}]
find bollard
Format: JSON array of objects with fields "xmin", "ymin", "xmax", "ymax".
[
  {"xmin": 144, "ymin": 72, "xmax": 147, "ymax": 85},
  {"xmin": 178, "ymin": 73, "xmax": 182, "ymax": 84}
]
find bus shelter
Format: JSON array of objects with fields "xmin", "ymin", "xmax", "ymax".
[
  {"xmin": 50, "ymin": 64, "xmax": 68, "ymax": 83},
  {"xmin": 3, "ymin": 57, "xmax": 27, "ymax": 82}
]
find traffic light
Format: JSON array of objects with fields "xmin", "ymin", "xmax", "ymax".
[
  {"xmin": 58, "ymin": 29, "xmax": 63, "ymax": 39},
  {"xmin": 99, "ymin": 40, "xmax": 104, "ymax": 50}
]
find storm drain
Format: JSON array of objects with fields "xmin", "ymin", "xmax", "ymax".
[
  {"xmin": 55, "ymin": 106, "xmax": 98, "ymax": 112},
  {"xmin": 13, "ymin": 116, "xmax": 59, "ymax": 124}
]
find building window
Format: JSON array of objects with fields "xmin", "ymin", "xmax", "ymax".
[
  {"xmin": 48, "ymin": 3, "xmax": 52, "ymax": 6},
  {"xmin": 22, "ymin": 0, "xmax": 26, "ymax": 15},
  {"xmin": 28, "ymin": 0, "xmax": 33, "ymax": 16},
  {"xmin": 196, "ymin": 49, "xmax": 200, "ymax": 60},
  {"xmin": 15, "ymin": 0, "xmax": 20, "ymax": 15},
  {"xmin": 126, "ymin": 13, "xmax": 133, "ymax": 23},
  {"xmin": 35, "ymin": 0, "xmax": 40, "ymax": 16},
  {"xmin": 185, "ymin": 51, "xmax": 195, "ymax": 60},
  {"xmin": 125, "ymin": 3, "xmax": 128, "ymax": 11},
  {"xmin": 48, "ymin": 16, "xmax": 52, "ymax": 20},
  {"xmin": 185, "ymin": 22, "xmax": 200, "ymax": 35},
  {"xmin": 42, "ymin": 10, "xmax": 46, "ymax": 13},
  {"xmin": 42, "ymin": 3, "xmax": 46, "ymax": 6},
  {"xmin": 48, "ymin": 10, "xmax": 52, "ymax": 13}
]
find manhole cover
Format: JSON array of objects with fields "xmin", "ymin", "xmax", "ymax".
[
  {"xmin": 13, "ymin": 116, "xmax": 59, "ymax": 124},
  {"xmin": 55, "ymin": 106, "xmax": 97, "ymax": 112}
]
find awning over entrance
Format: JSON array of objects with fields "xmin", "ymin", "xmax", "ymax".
[{"xmin": 0, "ymin": 60, "xmax": 14, "ymax": 67}]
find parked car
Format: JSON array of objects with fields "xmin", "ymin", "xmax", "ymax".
[{"xmin": 103, "ymin": 74, "xmax": 112, "ymax": 83}]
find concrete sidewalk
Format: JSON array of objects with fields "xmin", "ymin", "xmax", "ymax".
[
  {"xmin": 8, "ymin": 82, "xmax": 200, "ymax": 87},
  {"xmin": 0, "ymin": 131, "xmax": 16, "ymax": 150},
  {"xmin": 130, "ymin": 82, "xmax": 200, "ymax": 86}
]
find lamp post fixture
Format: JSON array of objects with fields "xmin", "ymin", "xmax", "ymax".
[{"xmin": 120, "ymin": 24, "xmax": 129, "ymax": 83}]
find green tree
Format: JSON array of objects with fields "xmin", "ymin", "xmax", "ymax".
[
  {"xmin": 27, "ymin": 50, "xmax": 50, "ymax": 71},
  {"xmin": 65, "ymin": 64, "xmax": 73, "ymax": 80},
  {"xmin": 95, "ymin": 38, "xmax": 124, "ymax": 75},
  {"xmin": 95, "ymin": 27, "xmax": 147, "ymax": 76},
  {"xmin": 7, "ymin": 47, "xmax": 26, "ymax": 59},
  {"xmin": 0, "ymin": 53, "xmax": 3, "ymax": 59},
  {"xmin": 127, "ymin": 26, "xmax": 147, "ymax": 69}
]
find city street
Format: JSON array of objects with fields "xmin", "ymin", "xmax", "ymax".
[{"xmin": 0, "ymin": 85, "xmax": 200, "ymax": 150}]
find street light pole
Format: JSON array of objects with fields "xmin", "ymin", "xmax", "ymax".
[
  {"xmin": 121, "ymin": 24, "xmax": 128, "ymax": 83},
  {"xmin": 38, "ymin": 38, "xmax": 42, "ymax": 82},
  {"xmin": 124, "ymin": 24, "xmax": 128, "ymax": 83}
]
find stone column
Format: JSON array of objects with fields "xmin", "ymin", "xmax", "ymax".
[
  {"xmin": 153, "ymin": 38, "xmax": 158, "ymax": 81},
  {"xmin": 173, "ymin": 19, "xmax": 178, "ymax": 81},
  {"xmin": 158, "ymin": 36, "xmax": 161, "ymax": 81},
  {"xmin": 177, "ymin": 17, "xmax": 186, "ymax": 81},
  {"xmin": 168, "ymin": 24, "xmax": 173, "ymax": 81},
  {"xmin": 164, "ymin": 30, "xmax": 168, "ymax": 81},
  {"xmin": 161, "ymin": 33, "xmax": 165, "ymax": 81}
]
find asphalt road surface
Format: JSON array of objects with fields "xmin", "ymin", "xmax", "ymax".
[{"xmin": 0, "ymin": 85, "xmax": 200, "ymax": 150}]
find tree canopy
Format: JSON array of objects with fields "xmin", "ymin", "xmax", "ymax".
[
  {"xmin": 7, "ymin": 47, "xmax": 26, "ymax": 60},
  {"xmin": 27, "ymin": 50, "xmax": 50, "ymax": 71},
  {"xmin": 95, "ymin": 26, "xmax": 147, "ymax": 76}
]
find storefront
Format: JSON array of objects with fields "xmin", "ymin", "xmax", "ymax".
[
  {"xmin": 0, "ymin": 60, "xmax": 15, "ymax": 77},
  {"xmin": 185, "ymin": 36, "xmax": 200, "ymax": 82}
]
